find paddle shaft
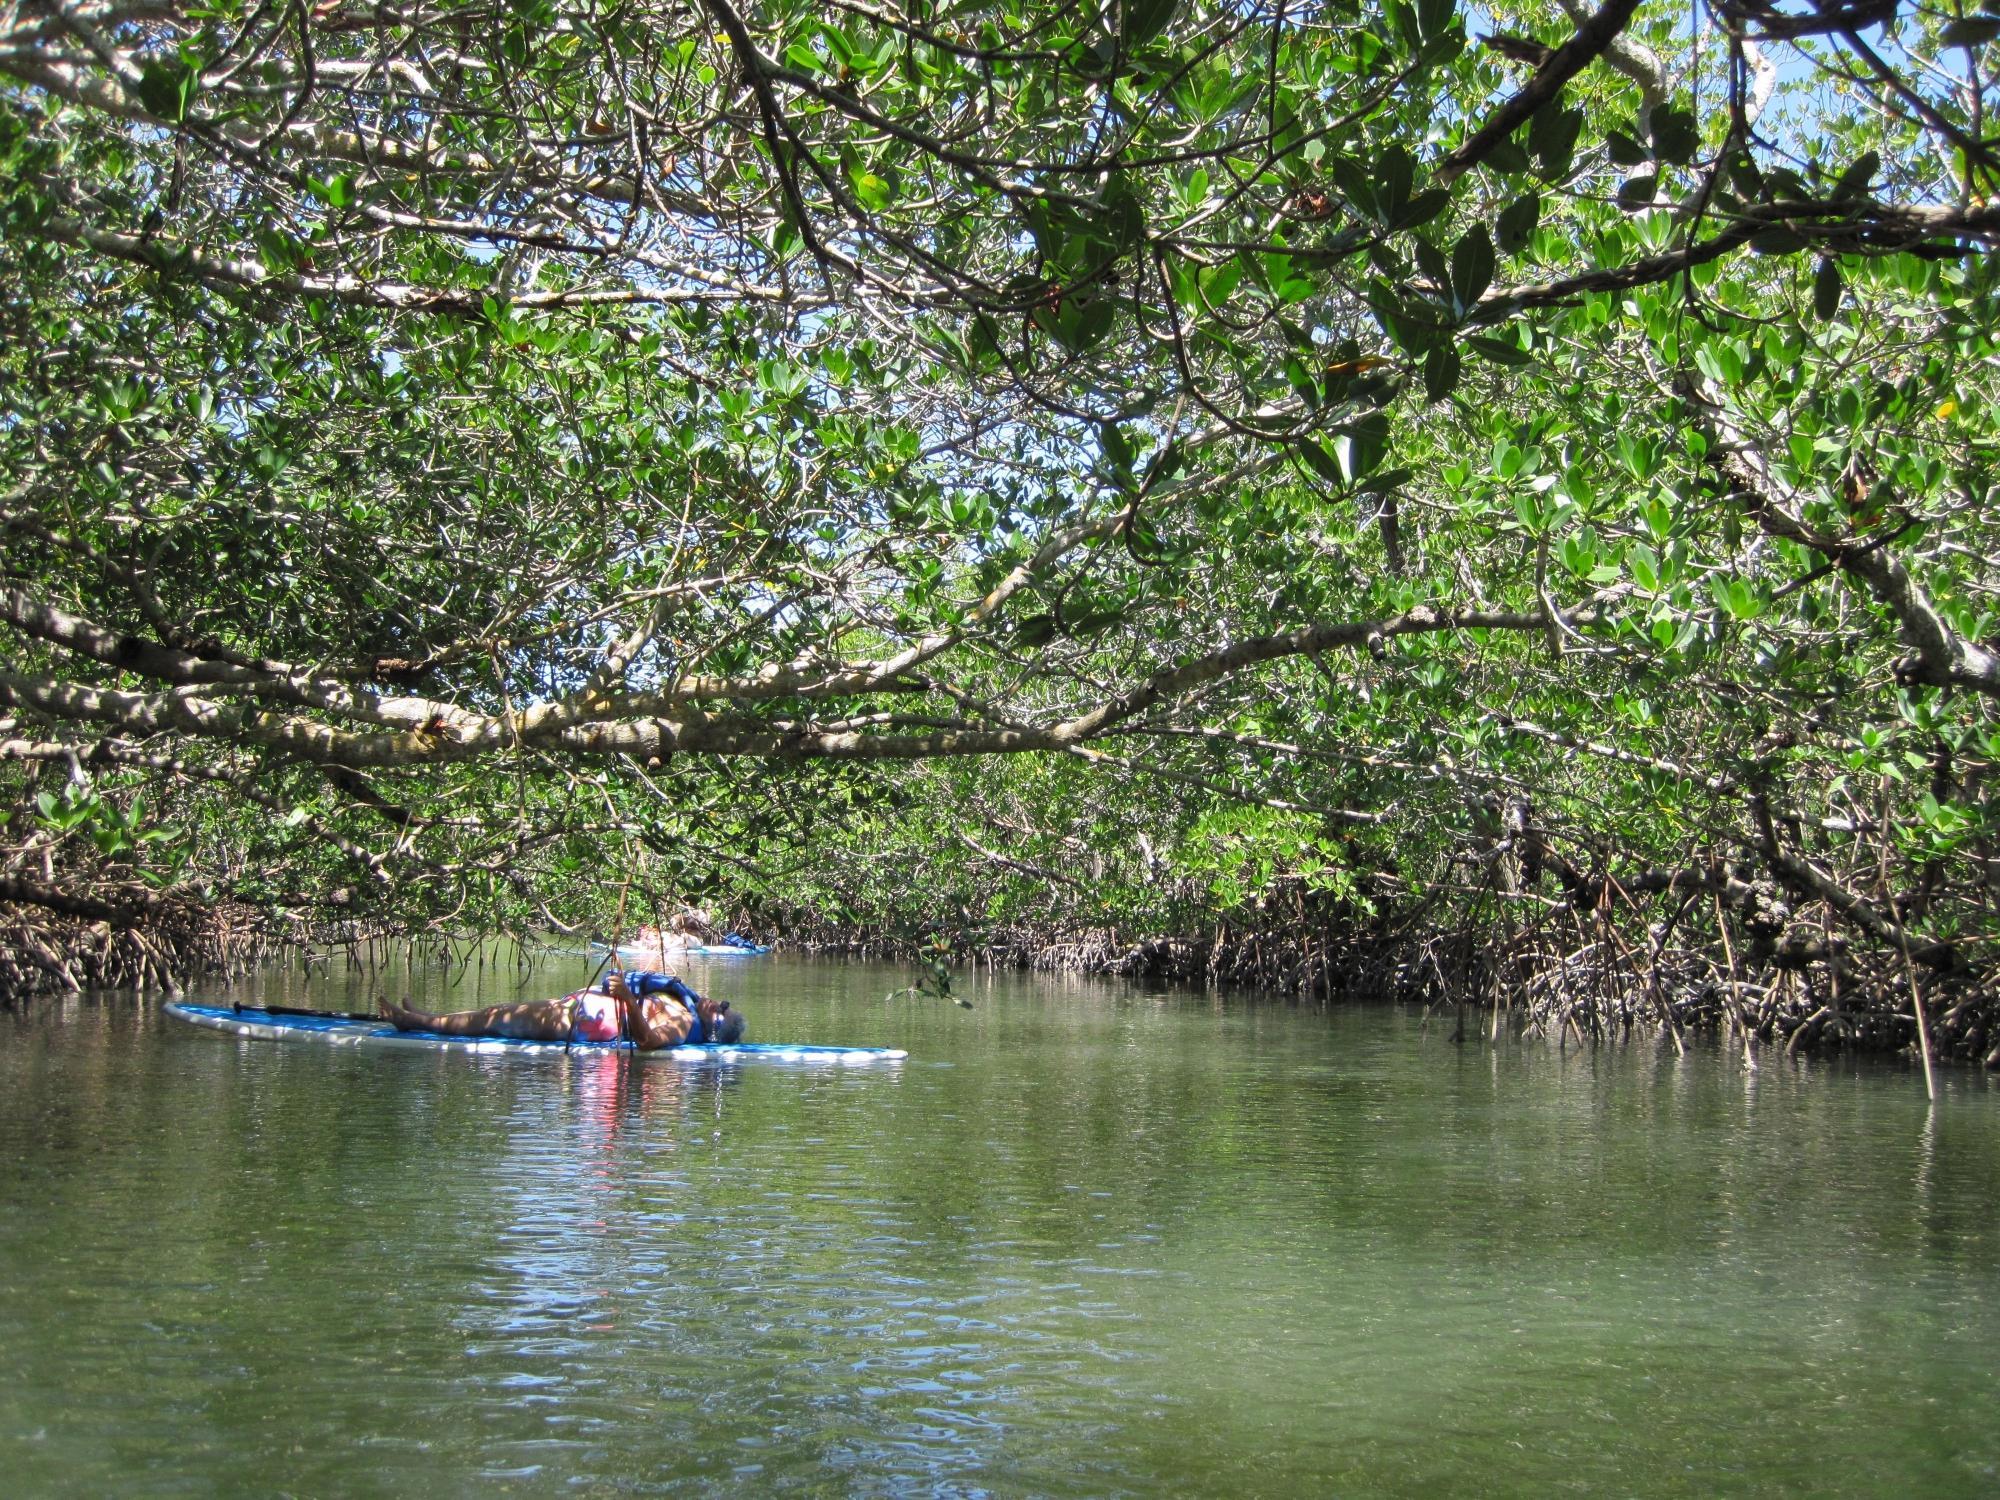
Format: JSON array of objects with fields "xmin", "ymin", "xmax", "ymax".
[{"xmin": 235, "ymin": 1002, "xmax": 381, "ymax": 1023}]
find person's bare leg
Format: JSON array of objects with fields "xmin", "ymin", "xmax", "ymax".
[{"xmin": 380, "ymin": 997, "xmax": 574, "ymax": 1041}]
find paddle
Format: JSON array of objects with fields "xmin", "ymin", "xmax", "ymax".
[{"xmin": 233, "ymin": 1001, "xmax": 383, "ymax": 1023}]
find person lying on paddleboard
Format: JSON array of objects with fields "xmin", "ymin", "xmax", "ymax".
[{"xmin": 379, "ymin": 969, "xmax": 746, "ymax": 1049}]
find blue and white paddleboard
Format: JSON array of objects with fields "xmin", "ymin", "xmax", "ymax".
[{"xmin": 165, "ymin": 1002, "xmax": 906, "ymax": 1065}]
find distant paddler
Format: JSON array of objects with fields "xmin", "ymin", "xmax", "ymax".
[{"xmin": 615, "ymin": 915, "xmax": 768, "ymax": 960}]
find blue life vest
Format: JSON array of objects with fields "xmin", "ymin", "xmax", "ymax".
[{"xmin": 620, "ymin": 970, "xmax": 707, "ymax": 1042}]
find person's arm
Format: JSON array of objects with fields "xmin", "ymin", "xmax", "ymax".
[{"xmin": 607, "ymin": 971, "xmax": 696, "ymax": 1049}]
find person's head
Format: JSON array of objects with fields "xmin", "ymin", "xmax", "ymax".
[{"xmin": 703, "ymin": 997, "xmax": 746, "ymax": 1044}]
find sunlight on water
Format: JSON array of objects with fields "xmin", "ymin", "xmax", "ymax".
[{"xmin": 2, "ymin": 951, "xmax": 1998, "ymax": 1495}]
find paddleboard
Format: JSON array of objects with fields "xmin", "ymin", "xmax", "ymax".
[
  {"xmin": 165, "ymin": 1002, "xmax": 906, "ymax": 1064},
  {"xmin": 612, "ymin": 942, "xmax": 770, "ymax": 959}
]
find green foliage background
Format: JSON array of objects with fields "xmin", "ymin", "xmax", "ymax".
[{"xmin": 2, "ymin": 0, "xmax": 1997, "ymax": 1041}]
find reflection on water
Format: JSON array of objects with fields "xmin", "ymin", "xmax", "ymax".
[{"xmin": 2, "ymin": 952, "xmax": 1999, "ymax": 1496}]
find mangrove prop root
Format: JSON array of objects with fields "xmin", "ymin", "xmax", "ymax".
[
  {"xmin": 0, "ymin": 897, "xmax": 267, "ymax": 1004},
  {"xmin": 763, "ymin": 900, "xmax": 1998, "ymax": 1066}
]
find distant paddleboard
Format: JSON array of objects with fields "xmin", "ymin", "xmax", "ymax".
[
  {"xmin": 612, "ymin": 941, "xmax": 771, "ymax": 959},
  {"xmin": 165, "ymin": 1002, "xmax": 906, "ymax": 1064}
]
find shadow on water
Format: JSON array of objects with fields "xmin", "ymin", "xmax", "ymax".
[{"xmin": 1, "ymin": 952, "xmax": 1997, "ymax": 1496}]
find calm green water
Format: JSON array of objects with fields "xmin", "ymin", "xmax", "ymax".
[{"xmin": 2, "ymin": 953, "xmax": 1998, "ymax": 1497}]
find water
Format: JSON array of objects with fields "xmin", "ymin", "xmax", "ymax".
[{"xmin": 3, "ymin": 953, "xmax": 1997, "ymax": 1497}]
